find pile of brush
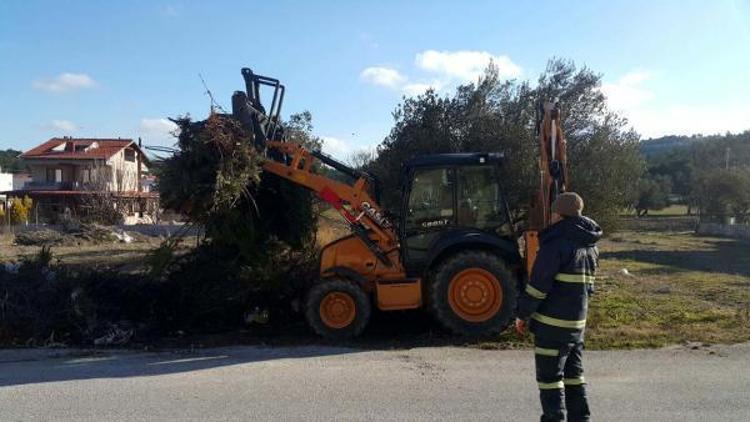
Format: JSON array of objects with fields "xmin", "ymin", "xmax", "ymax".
[
  {"xmin": 151, "ymin": 113, "xmax": 319, "ymax": 333},
  {"xmin": 0, "ymin": 113, "xmax": 320, "ymax": 347},
  {"xmin": 158, "ymin": 114, "xmax": 264, "ymax": 223}
]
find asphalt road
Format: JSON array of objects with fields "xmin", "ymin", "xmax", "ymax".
[{"xmin": 0, "ymin": 343, "xmax": 748, "ymax": 421}]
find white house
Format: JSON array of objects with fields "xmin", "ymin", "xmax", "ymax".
[
  {"xmin": 0, "ymin": 167, "xmax": 13, "ymax": 212},
  {"xmin": 8, "ymin": 137, "xmax": 158, "ymax": 222}
]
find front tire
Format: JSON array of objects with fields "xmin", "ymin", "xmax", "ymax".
[
  {"xmin": 430, "ymin": 251, "xmax": 517, "ymax": 336},
  {"xmin": 306, "ymin": 279, "xmax": 371, "ymax": 339}
]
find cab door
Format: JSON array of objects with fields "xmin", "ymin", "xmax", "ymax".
[
  {"xmin": 401, "ymin": 167, "xmax": 456, "ymax": 274},
  {"xmin": 455, "ymin": 165, "xmax": 510, "ymax": 234}
]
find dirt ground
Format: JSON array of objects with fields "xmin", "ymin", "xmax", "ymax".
[
  {"xmin": 1, "ymin": 215, "xmax": 748, "ymax": 350},
  {"xmin": 0, "ymin": 233, "xmax": 196, "ymax": 274}
]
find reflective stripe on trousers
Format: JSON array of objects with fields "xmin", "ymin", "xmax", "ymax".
[
  {"xmin": 564, "ymin": 376, "xmax": 586, "ymax": 386},
  {"xmin": 555, "ymin": 273, "xmax": 595, "ymax": 284},
  {"xmin": 532, "ymin": 312, "xmax": 586, "ymax": 329},
  {"xmin": 535, "ymin": 339, "xmax": 590, "ymax": 421}
]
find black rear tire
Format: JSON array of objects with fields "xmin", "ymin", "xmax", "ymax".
[
  {"xmin": 305, "ymin": 279, "xmax": 371, "ymax": 339},
  {"xmin": 430, "ymin": 251, "xmax": 517, "ymax": 336}
]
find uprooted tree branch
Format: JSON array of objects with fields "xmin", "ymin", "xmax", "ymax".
[{"xmin": 0, "ymin": 112, "xmax": 322, "ymax": 346}]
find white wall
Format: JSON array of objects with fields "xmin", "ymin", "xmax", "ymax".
[
  {"xmin": 106, "ymin": 149, "xmax": 140, "ymax": 191},
  {"xmin": 13, "ymin": 173, "xmax": 32, "ymax": 190},
  {"xmin": 0, "ymin": 173, "xmax": 12, "ymax": 192}
]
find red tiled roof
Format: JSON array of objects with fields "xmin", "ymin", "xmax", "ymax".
[{"xmin": 21, "ymin": 138, "xmax": 137, "ymax": 160}]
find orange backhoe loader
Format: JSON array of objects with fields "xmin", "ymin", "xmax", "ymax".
[{"xmin": 231, "ymin": 68, "xmax": 567, "ymax": 338}]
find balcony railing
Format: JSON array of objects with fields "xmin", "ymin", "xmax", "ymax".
[{"xmin": 22, "ymin": 181, "xmax": 85, "ymax": 191}]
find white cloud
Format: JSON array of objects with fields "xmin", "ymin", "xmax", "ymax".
[
  {"xmin": 361, "ymin": 50, "xmax": 521, "ymax": 98},
  {"xmin": 627, "ymin": 104, "xmax": 750, "ymax": 138},
  {"xmin": 321, "ymin": 136, "xmax": 380, "ymax": 162},
  {"xmin": 41, "ymin": 120, "xmax": 77, "ymax": 133},
  {"xmin": 360, "ymin": 66, "xmax": 406, "ymax": 88},
  {"xmin": 138, "ymin": 118, "xmax": 179, "ymax": 146},
  {"xmin": 601, "ymin": 70, "xmax": 750, "ymax": 137},
  {"xmin": 33, "ymin": 73, "xmax": 97, "ymax": 93},
  {"xmin": 601, "ymin": 70, "xmax": 654, "ymax": 111},
  {"xmin": 415, "ymin": 50, "xmax": 522, "ymax": 82},
  {"xmin": 322, "ymin": 136, "xmax": 378, "ymax": 166},
  {"xmin": 321, "ymin": 136, "xmax": 352, "ymax": 160},
  {"xmin": 51, "ymin": 120, "xmax": 77, "ymax": 132}
]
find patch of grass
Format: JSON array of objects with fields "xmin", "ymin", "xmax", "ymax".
[
  {"xmin": 5, "ymin": 219, "xmax": 746, "ymax": 350},
  {"xmin": 436, "ymin": 228, "xmax": 750, "ymax": 350},
  {"xmin": 647, "ymin": 204, "xmax": 689, "ymax": 216},
  {"xmin": 315, "ymin": 217, "xmax": 750, "ymax": 350},
  {"xmin": 586, "ymin": 231, "xmax": 750, "ymax": 349},
  {"xmin": 622, "ymin": 204, "xmax": 689, "ymax": 217}
]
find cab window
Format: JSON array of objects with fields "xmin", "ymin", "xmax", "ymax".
[
  {"xmin": 406, "ymin": 168, "xmax": 454, "ymax": 229},
  {"xmin": 456, "ymin": 165, "xmax": 506, "ymax": 230}
]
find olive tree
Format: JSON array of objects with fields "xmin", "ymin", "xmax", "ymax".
[{"xmin": 369, "ymin": 59, "xmax": 645, "ymax": 232}]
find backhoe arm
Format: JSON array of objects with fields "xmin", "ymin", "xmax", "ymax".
[
  {"xmin": 262, "ymin": 140, "xmax": 401, "ymax": 268},
  {"xmin": 524, "ymin": 102, "xmax": 569, "ymax": 275},
  {"xmin": 230, "ymin": 68, "xmax": 402, "ymax": 271}
]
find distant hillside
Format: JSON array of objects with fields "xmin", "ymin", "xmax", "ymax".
[
  {"xmin": 0, "ymin": 149, "xmax": 23, "ymax": 173},
  {"xmin": 639, "ymin": 131, "xmax": 750, "ymax": 200},
  {"xmin": 639, "ymin": 135, "xmax": 705, "ymax": 158},
  {"xmin": 640, "ymin": 132, "xmax": 750, "ymax": 160}
]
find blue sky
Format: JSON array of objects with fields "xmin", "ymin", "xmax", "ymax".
[{"xmin": 1, "ymin": 0, "xmax": 749, "ymax": 159}]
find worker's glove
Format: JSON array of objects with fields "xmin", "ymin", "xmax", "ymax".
[{"xmin": 514, "ymin": 318, "xmax": 528, "ymax": 336}]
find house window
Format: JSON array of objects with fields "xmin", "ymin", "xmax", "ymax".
[
  {"xmin": 75, "ymin": 144, "xmax": 87, "ymax": 152},
  {"xmin": 46, "ymin": 168, "xmax": 63, "ymax": 183},
  {"xmin": 124, "ymin": 149, "xmax": 136, "ymax": 162},
  {"xmin": 82, "ymin": 168, "xmax": 91, "ymax": 183}
]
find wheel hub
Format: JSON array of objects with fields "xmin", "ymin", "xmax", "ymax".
[
  {"xmin": 448, "ymin": 268, "xmax": 503, "ymax": 323},
  {"xmin": 319, "ymin": 292, "xmax": 356, "ymax": 329}
]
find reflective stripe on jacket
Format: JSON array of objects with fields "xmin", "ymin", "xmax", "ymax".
[{"xmin": 517, "ymin": 216, "xmax": 602, "ymax": 342}]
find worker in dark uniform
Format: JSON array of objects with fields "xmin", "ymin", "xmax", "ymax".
[{"xmin": 515, "ymin": 192, "xmax": 602, "ymax": 422}]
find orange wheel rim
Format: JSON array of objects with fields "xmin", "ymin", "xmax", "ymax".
[
  {"xmin": 319, "ymin": 292, "xmax": 357, "ymax": 329},
  {"xmin": 447, "ymin": 268, "xmax": 503, "ymax": 323}
]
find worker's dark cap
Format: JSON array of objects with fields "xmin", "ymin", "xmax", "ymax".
[{"xmin": 552, "ymin": 192, "xmax": 584, "ymax": 217}]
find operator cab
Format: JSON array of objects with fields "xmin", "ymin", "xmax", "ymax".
[{"xmin": 399, "ymin": 152, "xmax": 518, "ymax": 276}]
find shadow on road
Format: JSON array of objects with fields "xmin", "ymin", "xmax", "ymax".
[
  {"xmin": 0, "ymin": 311, "xmax": 513, "ymax": 388},
  {"xmin": 0, "ymin": 344, "xmax": 360, "ymax": 388}
]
